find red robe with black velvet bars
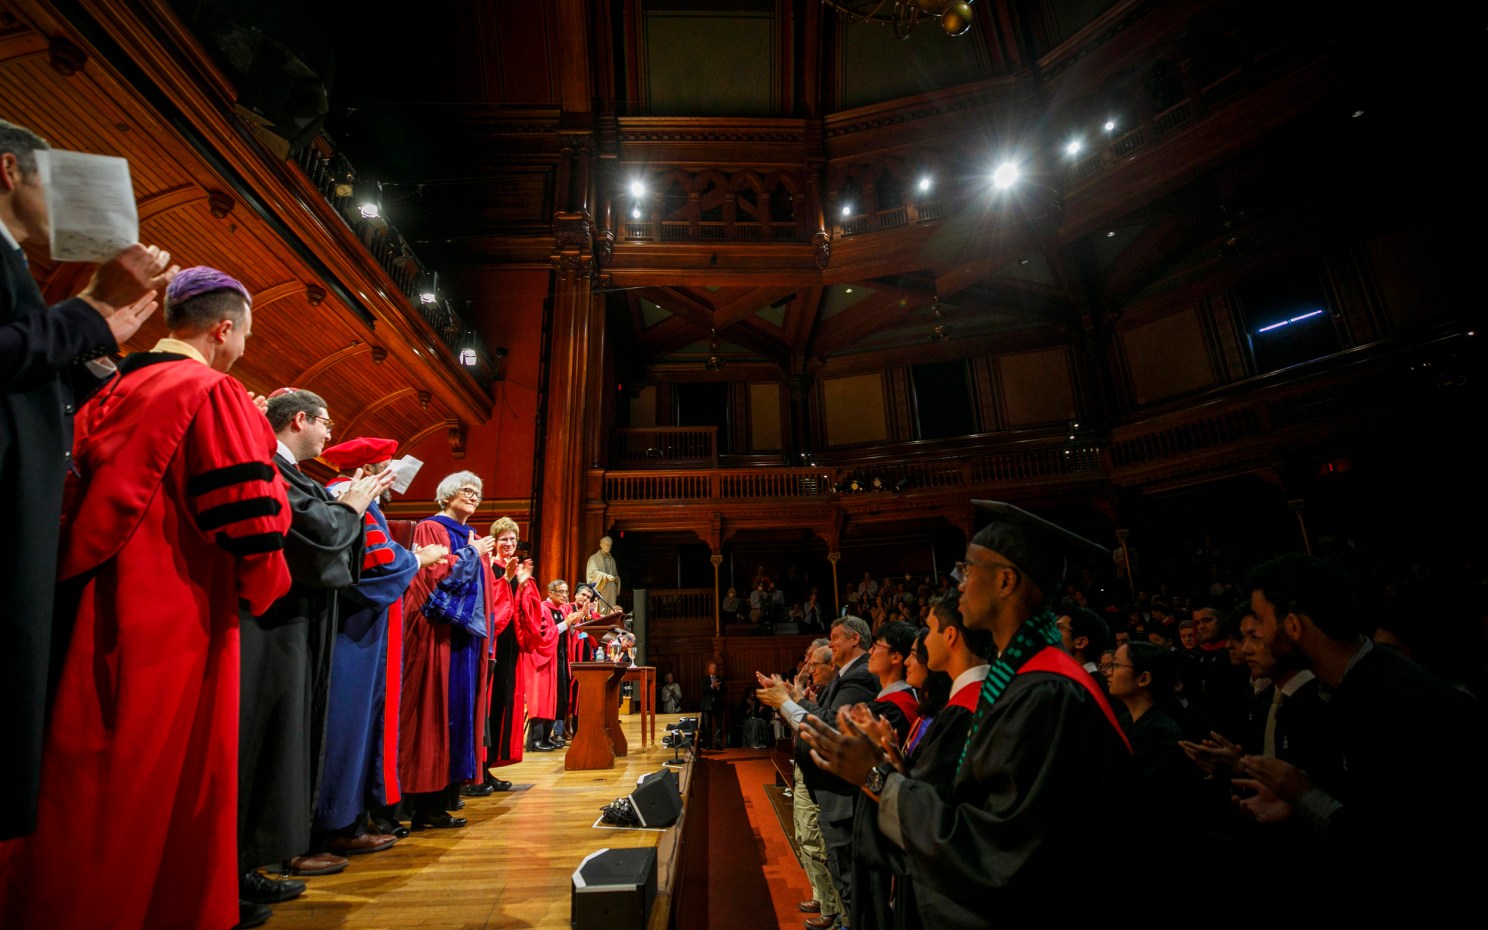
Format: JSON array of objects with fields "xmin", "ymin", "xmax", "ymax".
[{"xmin": 0, "ymin": 351, "xmax": 290, "ymax": 930}]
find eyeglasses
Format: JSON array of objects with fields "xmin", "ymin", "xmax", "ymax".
[
  {"xmin": 1107, "ymin": 661, "xmax": 1137, "ymax": 671},
  {"xmin": 456, "ymin": 487, "xmax": 482, "ymax": 501},
  {"xmin": 309, "ymin": 414, "xmax": 335, "ymax": 431},
  {"xmin": 951, "ymin": 558, "xmax": 1021, "ymax": 585}
]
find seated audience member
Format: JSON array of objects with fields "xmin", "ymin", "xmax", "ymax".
[
  {"xmin": 721, "ymin": 587, "xmax": 741, "ymax": 623},
  {"xmin": 1178, "ymin": 618, "xmax": 1198, "ymax": 651},
  {"xmin": 741, "ymin": 693, "xmax": 774, "ymax": 748},
  {"xmin": 1234, "ymin": 554, "xmax": 1485, "ymax": 890}
]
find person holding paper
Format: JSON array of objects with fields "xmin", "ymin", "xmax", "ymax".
[
  {"xmin": 311, "ymin": 437, "xmax": 446, "ymax": 855},
  {"xmin": 0, "ymin": 267, "xmax": 291, "ymax": 930},
  {"xmin": 0, "ymin": 118, "xmax": 177, "ymax": 842}
]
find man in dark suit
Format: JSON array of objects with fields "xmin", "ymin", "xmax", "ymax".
[
  {"xmin": 758, "ymin": 615, "xmax": 877, "ymax": 929},
  {"xmin": 0, "ymin": 118, "xmax": 175, "ymax": 841},
  {"xmin": 699, "ymin": 661, "xmax": 724, "ymax": 749}
]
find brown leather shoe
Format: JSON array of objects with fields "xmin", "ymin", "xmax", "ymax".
[
  {"xmin": 289, "ymin": 852, "xmax": 350, "ymax": 876},
  {"xmin": 804, "ymin": 915, "xmax": 838, "ymax": 930},
  {"xmin": 799, "ymin": 900, "xmax": 821, "ymax": 913},
  {"xmin": 326, "ymin": 833, "xmax": 398, "ymax": 855}
]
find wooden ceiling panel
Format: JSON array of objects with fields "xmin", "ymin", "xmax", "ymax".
[{"xmin": 0, "ymin": 2, "xmax": 492, "ymax": 454}]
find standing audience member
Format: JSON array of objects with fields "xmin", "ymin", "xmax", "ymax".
[
  {"xmin": 700, "ymin": 661, "xmax": 725, "ymax": 750},
  {"xmin": 660, "ymin": 672, "xmax": 683, "ymax": 714},
  {"xmin": 1234, "ymin": 554, "xmax": 1485, "ymax": 891},
  {"xmin": 0, "ymin": 118, "xmax": 177, "ymax": 841},
  {"xmin": 758, "ymin": 616, "xmax": 876, "ymax": 930},
  {"xmin": 801, "ymin": 503, "xmax": 1134, "ymax": 919},
  {"xmin": 0, "ymin": 267, "xmax": 288, "ymax": 930}
]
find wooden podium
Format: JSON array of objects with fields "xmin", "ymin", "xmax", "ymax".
[
  {"xmin": 565, "ymin": 662, "xmax": 658, "ymax": 770},
  {"xmin": 565, "ymin": 662, "xmax": 627, "ymax": 770}
]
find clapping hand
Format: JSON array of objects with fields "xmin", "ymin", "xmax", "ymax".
[
  {"xmin": 1179, "ymin": 730, "xmax": 1244, "ymax": 777},
  {"xmin": 414, "ymin": 543, "xmax": 450, "ymax": 569},
  {"xmin": 80, "ymin": 244, "xmax": 178, "ymax": 343},
  {"xmin": 336, "ymin": 467, "xmax": 397, "ymax": 515},
  {"xmin": 799, "ymin": 703, "xmax": 890, "ymax": 793},
  {"xmin": 754, "ymin": 671, "xmax": 790, "ymax": 709}
]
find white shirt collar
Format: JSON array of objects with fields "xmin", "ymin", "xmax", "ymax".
[
  {"xmin": 1278, "ymin": 669, "xmax": 1316, "ymax": 697},
  {"xmin": 950, "ymin": 664, "xmax": 990, "ymax": 696},
  {"xmin": 275, "ymin": 440, "xmax": 297, "ymax": 465},
  {"xmin": 877, "ymin": 679, "xmax": 912, "ymax": 699},
  {"xmin": 0, "ymin": 220, "xmax": 20, "ymax": 251}
]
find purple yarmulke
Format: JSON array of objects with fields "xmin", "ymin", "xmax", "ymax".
[{"xmin": 164, "ymin": 266, "xmax": 252, "ymax": 308}]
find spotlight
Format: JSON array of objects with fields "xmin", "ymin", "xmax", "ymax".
[
  {"xmin": 842, "ymin": 204, "xmax": 853, "ymax": 216},
  {"xmin": 1066, "ymin": 140, "xmax": 1082, "ymax": 155},
  {"xmin": 991, "ymin": 162, "xmax": 1019, "ymax": 189},
  {"xmin": 631, "ymin": 200, "xmax": 642, "ymax": 219},
  {"xmin": 1104, "ymin": 120, "xmax": 1117, "ymax": 132},
  {"xmin": 1106, "ymin": 230, "xmax": 1116, "ymax": 238},
  {"xmin": 359, "ymin": 201, "xmax": 380, "ymax": 219},
  {"xmin": 630, "ymin": 180, "xmax": 645, "ymax": 197},
  {"xmin": 420, "ymin": 292, "xmax": 438, "ymax": 305},
  {"xmin": 459, "ymin": 348, "xmax": 477, "ymax": 366},
  {"xmin": 918, "ymin": 177, "xmax": 931, "ymax": 191},
  {"xmin": 844, "ymin": 287, "xmax": 853, "ymax": 294}
]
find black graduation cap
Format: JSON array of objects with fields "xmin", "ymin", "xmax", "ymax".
[{"xmin": 969, "ymin": 500, "xmax": 1110, "ymax": 598}]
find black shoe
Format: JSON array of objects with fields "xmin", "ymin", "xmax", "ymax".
[
  {"xmin": 490, "ymin": 778, "xmax": 513, "ymax": 791},
  {"xmin": 531, "ymin": 740, "xmax": 557, "ymax": 752},
  {"xmin": 461, "ymin": 782, "xmax": 497, "ymax": 797},
  {"xmin": 236, "ymin": 901, "xmax": 273, "ymax": 929},
  {"xmin": 453, "ymin": 797, "xmax": 466, "ymax": 810},
  {"xmin": 241, "ymin": 870, "xmax": 306, "ymax": 904},
  {"xmin": 371, "ymin": 817, "xmax": 410, "ymax": 839},
  {"xmin": 411, "ymin": 811, "xmax": 468, "ymax": 830}
]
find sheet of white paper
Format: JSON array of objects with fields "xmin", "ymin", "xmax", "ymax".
[
  {"xmin": 389, "ymin": 455, "xmax": 424, "ymax": 495},
  {"xmin": 34, "ymin": 149, "xmax": 137, "ymax": 263}
]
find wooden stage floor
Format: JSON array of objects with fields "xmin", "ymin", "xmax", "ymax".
[{"xmin": 268, "ymin": 712, "xmax": 690, "ymax": 930}]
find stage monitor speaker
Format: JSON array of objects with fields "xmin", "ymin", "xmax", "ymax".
[
  {"xmin": 631, "ymin": 588, "xmax": 647, "ymax": 666},
  {"xmin": 571, "ymin": 847, "xmax": 656, "ymax": 930},
  {"xmin": 628, "ymin": 768, "xmax": 682, "ymax": 828}
]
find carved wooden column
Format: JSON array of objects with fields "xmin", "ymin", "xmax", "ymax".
[
  {"xmin": 710, "ymin": 552, "xmax": 724, "ymax": 636},
  {"xmin": 541, "ymin": 219, "xmax": 601, "ymax": 586},
  {"xmin": 827, "ymin": 551, "xmax": 841, "ymax": 617}
]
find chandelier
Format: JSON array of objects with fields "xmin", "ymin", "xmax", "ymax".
[
  {"xmin": 821, "ymin": 0, "xmax": 975, "ymax": 38},
  {"xmin": 704, "ymin": 328, "xmax": 726, "ymax": 371}
]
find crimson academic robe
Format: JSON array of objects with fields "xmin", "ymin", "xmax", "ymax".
[
  {"xmin": 877, "ymin": 648, "xmax": 1133, "ymax": 926},
  {"xmin": 486, "ymin": 561, "xmax": 543, "ymax": 767},
  {"xmin": 0, "ymin": 243, "xmax": 116, "ymax": 840},
  {"xmin": 315, "ymin": 490, "xmax": 419, "ymax": 831},
  {"xmin": 239, "ymin": 458, "xmax": 364, "ymax": 870},
  {"xmin": 523, "ymin": 598, "xmax": 568, "ymax": 720},
  {"xmin": 399, "ymin": 519, "xmax": 500, "ymax": 794},
  {"xmin": 0, "ymin": 352, "xmax": 290, "ymax": 930}
]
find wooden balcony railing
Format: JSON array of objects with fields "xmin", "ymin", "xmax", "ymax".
[
  {"xmin": 611, "ymin": 427, "xmax": 718, "ymax": 468},
  {"xmin": 646, "ymin": 588, "xmax": 716, "ymax": 622}
]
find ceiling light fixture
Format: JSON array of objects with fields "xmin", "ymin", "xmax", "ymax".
[
  {"xmin": 630, "ymin": 180, "xmax": 646, "ymax": 197},
  {"xmin": 918, "ymin": 177, "xmax": 931, "ymax": 191},
  {"xmin": 1066, "ymin": 140, "xmax": 1082, "ymax": 155},
  {"xmin": 1104, "ymin": 120, "xmax": 1117, "ymax": 132},
  {"xmin": 821, "ymin": 0, "xmax": 974, "ymax": 38},
  {"xmin": 991, "ymin": 162, "xmax": 1019, "ymax": 189},
  {"xmin": 704, "ymin": 328, "xmax": 726, "ymax": 371}
]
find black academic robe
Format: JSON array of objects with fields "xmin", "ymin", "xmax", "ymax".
[
  {"xmin": 238, "ymin": 456, "xmax": 364, "ymax": 869},
  {"xmin": 852, "ymin": 692, "xmax": 977, "ymax": 930},
  {"xmin": 0, "ymin": 244, "xmax": 114, "ymax": 839},
  {"xmin": 886, "ymin": 669, "xmax": 1135, "ymax": 925}
]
